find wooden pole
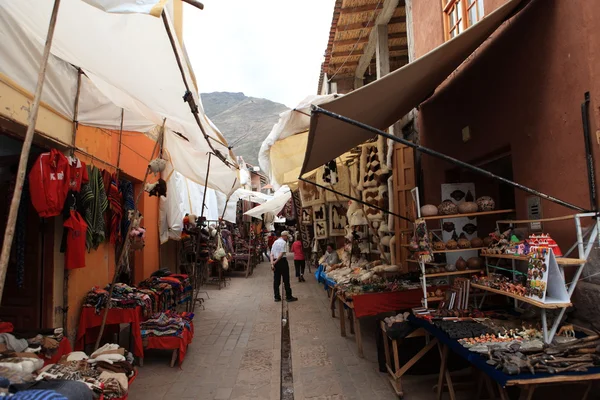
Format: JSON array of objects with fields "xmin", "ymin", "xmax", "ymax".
[
  {"xmin": 115, "ymin": 109, "xmax": 124, "ymax": 182},
  {"xmin": 63, "ymin": 67, "xmax": 83, "ymax": 333},
  {"xmin": 0, "ymin": 0, "xmax": 62, "ymax": 302},
  {"xmin": 220, "ymin": 179, "xmax": 238, "ymax": 220},
  {"xmin": 94, "ymin": 118, "xmax": 166, "ymax": 352},
  {"xmin": 181, "ymin": 0, "xmax": 204, "ymax": 10},
  {"xmin": 199, "ymin": 152, "xmax": 212, "ymax": 219}
]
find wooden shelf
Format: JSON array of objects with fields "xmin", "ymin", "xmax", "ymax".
[
  {"xmin": 470, "ymin": 283, "xmax": 572, "ymax": 309},
  {"xmin": 421, "ymin": 209, "xmax": 515, "ymax": 221},
  {"xmin": 433, "ymin": 247, "xmax": 486, "ymax": 254},
  {"xmin": 406, "ymin": 260, "xmax": 446, "ymax": 266},
  {"xmin": 482, "ymin": 253, "xmax": 586, "ymax": 265},
  {"xmin": 422, "ymin": 269, "xmax": 483, "ymax": 278}
]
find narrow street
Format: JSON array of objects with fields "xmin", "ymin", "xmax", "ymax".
[{"xmin": 129, "ymin": 257, "xmax": 430, "ymax": 400}]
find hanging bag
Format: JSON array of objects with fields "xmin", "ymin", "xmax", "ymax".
[{"xmin": 213, "ymin": 232, "xmax": 226, "ymax": 260}]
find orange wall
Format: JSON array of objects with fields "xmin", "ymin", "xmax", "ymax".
[{"xmin": 66, "ymin": 125, "xmax": 160, "ymax": 341}]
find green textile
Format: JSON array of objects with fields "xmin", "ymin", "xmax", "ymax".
[{"xmin": 81, "ymin": 166, "xmax": 108, "ymax": 251}]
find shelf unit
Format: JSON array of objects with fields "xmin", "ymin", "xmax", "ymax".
[
  {"xmin": 422, "ymin": 269, "xmax": 482, "ymax": 278},
  {"xmin": 470, "ymin": 283, "xmax": 572, "ymax": 309},
  {"xmin": 477, "ymin": 212, "xmax": 599, "ymax": 343},
  {"xmin": 411, "ymin": 187, "xmax": 516, "ymax": 308}
]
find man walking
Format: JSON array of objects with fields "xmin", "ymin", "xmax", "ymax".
[{"xmin": 270, "ymin": 231, "xmax": 298, "ymax": 303}]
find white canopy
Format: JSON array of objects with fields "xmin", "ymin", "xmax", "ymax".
[
  {"xmin": 0, "ymin": 0, "xmax": 239, "ymax": 195},
  {"xmin": 234, "ymin": 189, "xmax": 274, "ymax": 204},
  {"xmin": 243, "ymin": 186, "xmax": 292, "ymax": 219},
  {"xmin": 258, "ymin": 94, "xmax": 339, "ymax": 189}
]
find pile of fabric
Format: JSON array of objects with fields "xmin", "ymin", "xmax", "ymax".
[
  {"xmin": 83, "ymin": 284, "xmax": 151, "ymax": 315},
  {"xmin": 140, "ymin": 311, "xmax": 194, "ymax": 339},
  {"xmin": 0, "ymin": 327, "xmax": 66, "ymax": 365},
  {"xmin": 138, "ymin": 270, "xmax": 192, "ymax": 313}
]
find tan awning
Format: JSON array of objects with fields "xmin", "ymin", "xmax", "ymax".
[{"xmin": 301, "ymin": 0, "xmax": 523, "ymax": 175}]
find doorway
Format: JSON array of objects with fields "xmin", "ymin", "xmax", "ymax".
[{"xmin": 0, "ymin": 134, "xmax": 53, "ymax": 329}]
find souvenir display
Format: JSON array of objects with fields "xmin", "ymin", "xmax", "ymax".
[
  {"xmin": 313, "ymin": 204, "xmax": 326, "ymax": 222},
  {"xmin": 298, "ymin": 170, "xmax": 324, "ymax": 206},
  {"xmin": 470, "ymin": 237, "xmax": 484, "ymax": 248},
  {"xmin": 301, "ymin": 207, "xmax": 312, "ymax": 225},
  {"xmin": 455, "ymin": 257, "xmax": 467, "ymax": 271},
  {"xmin": 317, "ymin": 163, "xmax": 351, "ymax": 203},
  {"xmin": 357, "ymin": 136, "xmax": 390, "ymax": 191},
  {"xmin": 329, "ymin": 203, "xmax": 348, "ymax": 236},
  {"xmin": 314, "ymin": 220, "xmax": 328, "ymax": 240},
  {"xmin": 457, "ymin": 233, "xmax": 471, "ymax": 249}
]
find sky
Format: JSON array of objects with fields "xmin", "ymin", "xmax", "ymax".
[{"xmin": 183, "ymin": 0, "xmax": 336, "ymax": 108}]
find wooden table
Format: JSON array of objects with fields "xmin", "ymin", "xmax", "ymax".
[{"xmin": 380, "ymin": 323, "xmax": 438, "ymax": 398}]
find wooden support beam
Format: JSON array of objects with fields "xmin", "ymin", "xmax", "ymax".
[
  {"xmin": 331, "ymin": 45, "xmax": 407, "ymax": 58},
  {"xmin": 355, "ymin": 0, "xmax": 402, "ymax": 79},
  {"xmin": 181, "ymin": 0, "xmax": 204, "ymax": 10},
  {"xmin": 337, "ymin": 16, "xmax": 405, "ymax": 32},
  {"xmin": 376, "ymin": 25, "xmax": 390, "ymax": 79},
  {"xmin": 340, "ymin": 3, "xmax": 384, "ymax": 15}
]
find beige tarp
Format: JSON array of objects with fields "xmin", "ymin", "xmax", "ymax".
[{"xmin": 300, "ymin": 0, "xmax": 523, "ymax": 175}]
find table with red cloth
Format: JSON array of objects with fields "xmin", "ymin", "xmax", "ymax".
[
  {"xmin": 41, "ymin": 337, "xmax": 72, "ymax": 366},
  {"xmin": 331, "ymin": 289, "xmax": 425, "ymax": 358},
  {"xmin": 76, "ymin": 306, "xmax": 144, "ymax": 358},
  {"xmin": 143, "ymin": 322, "xmax": 194, "ymax": 367}
]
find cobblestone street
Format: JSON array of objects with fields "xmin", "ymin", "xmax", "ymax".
[{"xmin": 129, "ymin": 258, "xmax": 441, "ymax": 400}]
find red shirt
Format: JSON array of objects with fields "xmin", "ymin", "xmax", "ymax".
[
  {"xmin": 29, "ymin": 149, "xmax": 70, "ymax": 217},
  {"xmin": 64, "ymin": 210, "xmax": 87, "ymax": 270},
  {"xmin": 268, "ymin": 235, "xmax": 276, "ymax": 249},
  {"xmin": 67, "ymin": 157, "xmax": 89, "ymax": 192},
  {"xmin": 292, "ymin": 241, "xmax": 305, "ymax": 260}
]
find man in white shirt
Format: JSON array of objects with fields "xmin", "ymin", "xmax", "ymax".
[{"xmin": 270, "ymin": 231, "xmax": 298, "ymax": 303}]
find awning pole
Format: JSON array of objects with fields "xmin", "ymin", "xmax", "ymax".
[
  {"xmin": 200, "ymin": 152, "xmax": 212, "ymax": 219},
  {"xmin": 298, "ymin": 177, "xmax": 412, "ymax": 223},
  {"xmin": 94, "ymin": 118, "xmax": 166, "ymax": 352},
  {"xmin": 221, "ymin": 178, "xmax": 238, "ymax": 220},
  {"xmin": 312, "ymin": 106, "xmax": 589, "ymax": 213},
  {"xmin": 0, "ymin": 0, "xmax": 62, "ymax": 303},
  {"xmin": 63, "ymin": 67, "xmax": 83, "ymax": 334},
  {"xmin": 160, "ymin": 11, "xmax": 233, "ymax": 168}
]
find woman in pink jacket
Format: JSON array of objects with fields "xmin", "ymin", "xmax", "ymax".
[{"xmin": 291, "ymin": 233, "xmax": 306, "ymax": 282}]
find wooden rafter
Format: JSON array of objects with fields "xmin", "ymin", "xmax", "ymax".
[
  {"xmin": 331, "ymin": 45, "xmax": 407, "ymax": 58},
  {"xmin": 336, "ymin": 16, "xmax": 406, "ymax": 32},
  {"xmin": 340, "ymin": 3, "xmax": 383, "ymax": 15}
]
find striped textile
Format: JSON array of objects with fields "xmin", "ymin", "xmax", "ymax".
[
  {"xmin": 81, "ymin": 166, "xmax": 108, "ymax": 251},
  {"xmin": 119, "ymin": 179, "xmax": 134, "ymax": 240},
  {"xmin": 8, "ymin": 390, "xmax": 68, "ymax": 400}
]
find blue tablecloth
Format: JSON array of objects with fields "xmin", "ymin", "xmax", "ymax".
[
  {"xmin": 409, "ymin": 316, "xmax": 600, "ymax": 387},
  {"xmin": 315, "ymin": 265, "xmax": 337, "ymax": 290}
]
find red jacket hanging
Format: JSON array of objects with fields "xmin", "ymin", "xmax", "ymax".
[
  {"xmin": 29, "ymin": 149, "xmax": 70, "ymax": 218},
  {"xmin": 64, "ymin": 210, "xmax": 87, "ymax": 270}
]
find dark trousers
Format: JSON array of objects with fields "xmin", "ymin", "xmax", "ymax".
[
  {"xmin": 274, "ymin": 258, "xmax": 292, "ymax": 299},
  {"xmin": 294, "ymin": 260, "xmax": 305, "ymax": 277}
]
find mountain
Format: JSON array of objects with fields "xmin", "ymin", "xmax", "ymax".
[{"xmin": 201, "ymin": 92, "xmax": 289, "ymax": 167}]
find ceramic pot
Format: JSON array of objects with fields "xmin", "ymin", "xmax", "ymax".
[
  {"xmin": 446, "ymin": 239, "xmax": 458, "ymax": 250},
  {"xmin": 483, "ymin": 236, "xmax": 494, "ymax": 247},
  {"xmin": 445, "ymin": 264, "xmax": 457, "ymax": 272},
  {"xmin": 458, "ymin": 202, "xmax": 478, "ymax": 214},
  {"xmin": 420, "ymin": 204, "xmax": 438, "ymax": 217},
  {"xmin": 470, "ymin": 237, "xmax": 484, "ymax": 248},
  {"xmin": 456, "ymin": 257, "xmax": 467, "ymax": 271},
  {"xmin": 438, "ymin": 200, "xmax": 458, "ymax": 215},
  {"xmin": 476, "ymin": 196, "xmax": 496, "ymax": 211},
  {"xmin": 458, "ymin": 233, "xmax": 471, "ymax": 249},
  {"xmin": 467, "ymin": 257, "xmax": 483, "ymax": 269},
  {"xmin": 433, "ymin": 241, "xmax": 446, "ymax": 251}
]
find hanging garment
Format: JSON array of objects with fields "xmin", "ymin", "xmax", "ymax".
[
  {"xmin": 29, "ymin": 149, "xmax": 70, "ymax": 218},
  {"xmin": 81, "ymin": 166, "xmax": 108, "ymax": 251},
  {"xmin": 119, "ymin": 179, "xmax": 134, "ymax": 240},
  {"xmin": 60, "ymin": 191, "xmax": 86, "ymax": 254},
  {"xmin": 102, "ymin": 170, "xmax": 123, "ymax": 244},
  {"xmin": 63, "ymin": 210, "xmax": 87, "ymax": 270},
  {"xmin": 67, "ymin": 156, "xmax": 89, "ymax": 192}
]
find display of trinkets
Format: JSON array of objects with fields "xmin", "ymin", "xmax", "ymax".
[
  {"xmin": 526, "ymin": 249, "xmax": 549, "ymax": 299},
  {"xmin": 472, "ymin": 274, "xmax": 528, "ymax": 296}
]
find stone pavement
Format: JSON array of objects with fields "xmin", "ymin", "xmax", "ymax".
[{"xmin": 129, "ymin": 257, "xmax": 443, "ymax": 400}]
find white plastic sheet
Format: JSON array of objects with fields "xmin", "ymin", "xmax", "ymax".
[
  {"xmin": 258, "ymin": 94, "xmax": 339, "ymax": 189},
  {"xmin": 243, "ymin": 187, "xmax": 292, "ymax": 219},
  {"xmin": 0, "ymin": 0, "xmax": 239, "ymax": 194},
  {"xmin": 82, "ymin": 0, "xmax": 167, "ymax": 16}
]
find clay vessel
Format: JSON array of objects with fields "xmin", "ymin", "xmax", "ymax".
[
  {"xmin": 476, "ymin": 196, "xmax": 495, "ymax": 211},
  {"xmin": 457, "ymin": 233, "xmax": 471, "ymax": 249},
  {"xmin": 483, "ymin": 236, "xmax": 494, "ymax": 247},
  {"xmin": 420, "ymin": 204, "xmax": 438, "ymax": 217},
  {"xmin": 470, "ymin": 237, "xmax": 484, "ymax": 248},
  {"xmin": 446, "ymin": 239, "xmax": 458, "ymax": 250},
  {"xmin": 467, "ymin": 257, "xmax": 483, "ymax": 269},
  {"xmin": 456, "ymin": 257, "xmax": 467, "ymax": 271},
  {"xmin": 458, "ymin": 202, "xmax": 478, "ymax": 214},
  {"xmin": 438, "ymin": 200, "xmax": 458, "ymax": 215}
]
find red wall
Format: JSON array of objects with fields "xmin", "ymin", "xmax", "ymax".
[{"xmin": 412, "ymin": 0, "xmax": 600, "ymax": 248}]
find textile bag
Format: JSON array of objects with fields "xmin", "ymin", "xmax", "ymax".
[{"xmin": 213, "ymin": 233, "xmax": 226, "ymax": 260}]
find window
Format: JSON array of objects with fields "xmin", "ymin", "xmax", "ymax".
[{"xmin": 443, "ymin": 0, "xmax": 485, "ymax": 40}]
